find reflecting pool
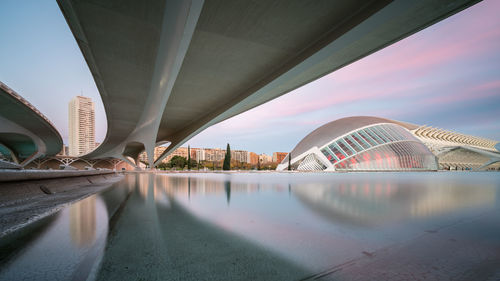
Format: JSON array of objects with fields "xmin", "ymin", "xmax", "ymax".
[{"xmin": 1, "ymin": 172, "xmax": 500, "ymax": 280}]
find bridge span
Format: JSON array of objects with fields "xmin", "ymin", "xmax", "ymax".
[
  {"xmin": 0, "ymin": 82, "xmax": 63, "ymax": 168},
  {"xmin": 57, "ymin": 0, "xmax": 480, "ymax": 167}
]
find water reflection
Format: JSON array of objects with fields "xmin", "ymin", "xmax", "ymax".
[
  {"xmin": 155, "ymin": 173, "xmax": 500, "ymax": 274},
  {"xmin": 0, "ymin": 186, "xmax": 114, "ymax": 281},
  {"xmin": 294, "ymin": 179, "xmax": 496, "ymax": 226},
  {"xmin": 70, "ymin": 196, "xmax": 96, "ymax": 247},
  {"xmin": 225, "ymin": 180, "xmax": 231, "ymax": 205},
  {"xmin": 156, "ymin": 173, "xmax": 498, "ymax": 226},
  {"xmin": 1, "ymin": 173, "xmax": 499, "ymax": 280}
]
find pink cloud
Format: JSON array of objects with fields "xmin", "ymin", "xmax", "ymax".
[{"xmin": 331, "ymin": 1, "xmax": 500, "ymax": 85}]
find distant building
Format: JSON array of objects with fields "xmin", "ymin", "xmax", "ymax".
[
  {"xmin": 259, "ymin": 153, "xmax": 272, "ymax": 164},
  {"xmin": 165, "ymin": 147, "xmax": 188, "ymax": 162},
  {"xmin": 195, "ymin": 148, "xmax": 205, "ymax": 161},
  {"xmin": 68, "ymin": 96, "xmax": 95, "ymax": 156},
  {"xmin": 138, "ymin": 146, "xmax": 169, "ymax": 163},
  {"xmin": 272, "ymin": 152, "xmax": 287, "ymax": 163},
  {"xmin": 202, "ymin": 148, "xmax": 225, "ymax": 162},
  {"xmin": 136, "ymin": 145, "xmax": 275, "ymax": 167},
  {"xmin": 248, "ymin": 152, "xmax": 259, "ymax": 165},
  {"xmin": 231, "ymin": 150, "xmax": 248, "ymax": 163}
]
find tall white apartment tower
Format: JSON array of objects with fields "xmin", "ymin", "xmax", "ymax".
[{"xmin": 69, "ymin": 96, "xmax": 95, "ymax": 156}]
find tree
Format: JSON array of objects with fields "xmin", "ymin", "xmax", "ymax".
[
  {"xmin": 223, "ymin": 143, "xmax": 231, "ymax": 170},
  {"xmin": 288, "ymin": 152, "xmax": 291, "ymax": 171},
  {"xmin": 157, "ymin": 162, "xmax": 169, "ymax": 170},
  {"xmin": 187, "ymin": 145, "xmax": 191, "ymax": 170},
  {"xmin": 170, "ymin": 155, "xmax": 187, "ymax": 169}
]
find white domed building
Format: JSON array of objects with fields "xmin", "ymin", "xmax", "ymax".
[{"xmin": 277, "ymin": 116, "xmax": 439, "ymax": 172}]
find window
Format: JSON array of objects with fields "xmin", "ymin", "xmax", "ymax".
[
  {"xmin": 364, "ymin": 128, "xmax": 384, "ymax": 144},
  {"xmin": 383, "ymin": 125, "xmax": 403, "ymax": 140},
  {"xmin": 371, "ymin": 126, "xmax": 391, "ymax": 142},
  {"xmin": 358, "ymin": 130, "xmax": 378, "ymax": 146},
  {"xmin": 328, "ymin": 143, "xmax": 346, "ymax": 160},
  {"xmin": 351, "ymin": 132, "xmax": 370, "ymax": 149},
  {"xmin": 337, "ymin": 139, "xmax": 354, "ymax": 156},
  {"xmin": 345, "ymin": 136, "xmax": 363, "ymax": 152},
  {"xmin": 321, "ymin": 148, "xmax": 337, "ymax": 163}
]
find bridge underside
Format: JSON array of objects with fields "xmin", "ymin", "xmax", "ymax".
[{"xmin": 58, "ymin": 0, "xmax": 480, "ymax": 167}]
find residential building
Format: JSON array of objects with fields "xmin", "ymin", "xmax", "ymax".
[
  {"xmin": 259, "ymin": 153, "xmax": 273, "ymax": 164},
  {"xmin": 248, "ymin": 152, "xmax": 259, "ymax": 165},
  {"xmin": 272, "ymin": 152, "xmax": 288, "ymax": 163},
  {"xmin": 68, "ymin": 96, "xmax": 95, "ymax": 156}
]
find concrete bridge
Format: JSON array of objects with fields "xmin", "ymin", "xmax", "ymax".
[
  {"xmin": 0, "ymin": 82, "xmax": 63, "ymax": 168},
  {"xmin": 57, "ymin": 0, "xmax": 481, "ymax": 168},
  {"xmin": 0, "ymin": 1, "xmax": 483, "ymax": 169}
]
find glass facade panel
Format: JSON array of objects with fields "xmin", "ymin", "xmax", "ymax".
[
  {"xmin": 321, "ymin": 148, "xmax": 337, "ymax": 164},
  {"xmin": 358, "ymin": 130, "xmax": 378, "ymax": 146},
  {"xmin": 314, "ymin": 122, "xmax": 437, "ymax": 172},
  {"xmin": 383, "ymin": 125, "xmax": 403, "ymax": 140},
  {"xmin": 377, "ymin": 126, "xmax": 396, "ymax": 141},
  {"xmin": 337, "ymin": 139, "xmax": 354, "ymax": 156},
  {"xmin": 328, "ymin": 143, "xmax": 346, "ymax": 160},
  {"xmin": 370, "ymin": 127, "xmax": 390, "ymax": 142},
  {"xmin": 344, "ymin": 136, "xmax": 362, "ymax": 152},
  {"xmin": 370, "ymin": 126, "xmax": 392, "ymax": 143},
  {"xmin": 352, "ymin": 132, "xmax": 370, "ymax": 149},
  {"xmin": 364, "ymin": 128, "xmax": 384, "ymax": 144},
  {"xmin": 335, "ymin": 140, "xmax": 437, "ymax": 171}
]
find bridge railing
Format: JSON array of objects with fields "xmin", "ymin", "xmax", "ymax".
[{"xmin": 0, "ymin": 81, "xmax": 58, "ymax": 130}]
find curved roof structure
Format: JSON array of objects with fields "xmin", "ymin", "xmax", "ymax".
[
  {"xmin": 279, "ymin": 116, "xmax": 500, "ymax": 171},
  {"xmin": 277, "ymin": 116, "xmax": 437, "ymax": 171},
  {"xmin": 0, "ymin": 82, "xmax": 63, "ymax": 167},
  {"xmin": 413, "ymin": 126, "xmax": 498, "ymax": 152},
  {"xmin": 57, "ymin": 0, "xmax": 480, "ymax": 166},
  {"xmin": 287, "ymin": 116, "xmax": 418, "ymax": 159}
]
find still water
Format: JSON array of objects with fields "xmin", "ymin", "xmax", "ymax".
[{"xmin": 1, "ymin": 172, "xmax": 499, "ymax": 280}]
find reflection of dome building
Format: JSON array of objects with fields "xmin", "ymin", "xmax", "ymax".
[
  {"xmin": 293, "ymin": 179, "xmax": 496, "ymax": 227},
  {"xmin": 277, "ymin": 116, "xmax": 438, "ymax": 171}
]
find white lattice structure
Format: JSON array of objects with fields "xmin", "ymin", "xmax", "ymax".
[
  {"xmin": 411, "ymin": 126, "xmax": 498, "ymax": 154},
  {"xmin": 410, "ymin": 126, "xmax": 500, "ymax": 170}
]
